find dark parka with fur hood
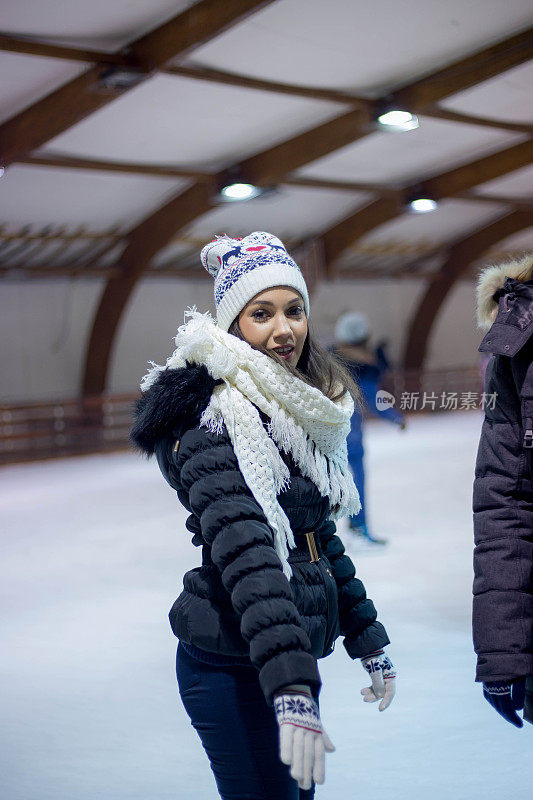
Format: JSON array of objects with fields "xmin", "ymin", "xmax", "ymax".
[
  {"xmin": 130, "ymin": 363, "xmax": 390, "ymax": 706},
  {"xmin": 473, "ymin": 255, "xmax": 533, "ymax": 690}
]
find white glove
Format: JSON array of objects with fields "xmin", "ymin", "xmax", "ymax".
[
  {"xmin": 273, "ymin": 683, "xmax": 335, "ymax": 790},
  {"xmin": 360, "ymin": 649, "xmax": 396, "ymax": 711}
]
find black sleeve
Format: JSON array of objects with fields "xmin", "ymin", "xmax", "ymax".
[
  {"xmin": 317, "ymin": 517, "xmax": 390, "ymax": 658},
  {"xmin": 165, "ymin": 424, "xmax": 322, "ymax": 706}
]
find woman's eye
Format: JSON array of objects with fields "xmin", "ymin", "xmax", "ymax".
[{"xmin": 252, "ymin": 306, "xmax": 302, "ymax": 321}]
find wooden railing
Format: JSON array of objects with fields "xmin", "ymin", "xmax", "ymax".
[
  {"xmin": 0, "ymin": 394, "xmax": 137, "ymax": 465},
  {"xmin": 0, "ymin": 366, "xmax": 486, "ymax": 465}
]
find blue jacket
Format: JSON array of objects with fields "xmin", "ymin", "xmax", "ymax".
[{"xmin": 331, "ymin": 344, "xmax": 404, "ymax": 444}]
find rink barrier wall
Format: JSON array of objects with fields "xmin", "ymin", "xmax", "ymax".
[{"xmin": 0, "ymin": 366, "xmax": 483, "ymax": 465}]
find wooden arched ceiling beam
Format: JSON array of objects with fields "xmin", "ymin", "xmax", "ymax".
[
  {"xmin": 402, "ymin": 209, "xmax": 533, "ymax": 371},
  {"xmin": 322, "ymin": 194, "xmax": 405, "ymax": 273},
  {"xmin": 81, "ymin": 104, "xmax": 376, "ymax": 396},
  {"xmin": 0, "ymin": 28, "xmax": 533, "ymax": 148},
  {"xmin": 2, "ymin": 11, "xmax": 531, "ymax": 395},
  {"xmin": 2, "ymin": 28, "xmax": 532, "ymax": 136},
  {"xmin": 81, "ymin": 180, "xmax": 215, "ymax": 396},
  {"xmin": 0, "ymin": 33, "xmax": 131, "ymax": 65},
  {"xmin": 1, "ymin": 23, "xmax": 530, "ymax": 173},
  {"xmin": 421, "ymin": 139, "xmax": 533, "ymax": 198},
  {"xmin": 391, "ymin": 27, "xmax": 533, "ymax": 109},
  {"xmin": 162, "ymin": 62, "xmax": 533, "ymax": 135},
  {"xmin": 422, "ymin": 107, "xmax": 533, "ymax": 136},
  {"xmin": 237, "ymin": 108, "xmax": 373, "ymax": 185},
  {"xmin": 0, "ymin": 0, "xmax": 276, "ymax": 166},
  {"xmin": 17, "ymin": 153, "xmax": 212, "ymax": 181},
  {"xmin": 81, "ymin": 31, "xmax": 533, "ymax": 396},
  {"xmin": 320, "ymin": 138, "xmax": 533, "ymax": 272},
  {"xmin": 163, "ymin": 64, "xmax": 370, "ymax": 106},
  {"xmin": 16, "ymin": 155, "xmax": 533, "ymax": 215}
]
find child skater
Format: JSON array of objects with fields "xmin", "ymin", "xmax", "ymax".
[{"xmin": 130, "ymin": 232, "xmax": 396, "ymax": 798}]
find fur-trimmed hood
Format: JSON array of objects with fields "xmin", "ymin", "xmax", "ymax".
[
  {"xmin": 476, "ymin": 253, "xmax": 533, "ymax": 330},
  {"xmin": 129, "ymin": 363, "xmax": 222, "ymax": 456}
]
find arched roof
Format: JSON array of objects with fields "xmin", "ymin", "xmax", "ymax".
[{"xmin": 1, "ymin": 0, "xmax": 532, "ymax": 387}]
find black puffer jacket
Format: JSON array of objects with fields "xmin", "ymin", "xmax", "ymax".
[
  {"xmin": 473, "ymin": 255, "xmax": 533, "ymax": 684},
  {"xmin": 130, "ymin": 363, "xmax": 389, "ymax": 705}
]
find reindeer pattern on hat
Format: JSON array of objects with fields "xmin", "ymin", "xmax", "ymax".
[{"xmin": 200, "ymin": 232, "xmax": 301, "ymax": 305}]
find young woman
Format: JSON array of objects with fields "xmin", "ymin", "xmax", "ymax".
[
  {"xmin": 473, "ymin": 254, "xmax": 533, "ymax": 728},
  {"xmin": 130, "ymin": 232, "xmax": 396, "ymax": 799}
]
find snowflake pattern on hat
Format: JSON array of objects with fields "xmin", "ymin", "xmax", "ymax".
[
  {"xmin": 200, "ymin": 230, "xmax": 310, "ymax": 331},
  {"xmin": 215, "ymin": 252, "xmax": 302, "ymax": 305}
]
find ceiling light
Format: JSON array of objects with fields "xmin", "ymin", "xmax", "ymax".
[
  {"xmin": 219, "ymin": 182, "xmax": 262, "ymax": 201},
  {"xmin": 96, "ymin": 66, "xmax": 148, "ymax": 91},
  {"xmin": 376, "ymin": 108, "xmax": 419, "ymax": 132},
  {"xmin": 409, "ymin": 197, "xmax": 438, "ymax": 213}
]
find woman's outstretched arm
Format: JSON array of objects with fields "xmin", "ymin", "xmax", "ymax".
[{"xmin": 316, "ymin": 517, "xmax": 390, "ymax": 658}]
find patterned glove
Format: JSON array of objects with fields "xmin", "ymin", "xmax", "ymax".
[
  {"xmin": 360, "ymin": 649, "xmax": 397, "ymax": 711},
  {"xmin": 273, "ymin": 683, "xmax": 335, "ymax": 790},
  {"xmin": 483, "ymin": 679, "xmax": 525, "ymax": 728}
]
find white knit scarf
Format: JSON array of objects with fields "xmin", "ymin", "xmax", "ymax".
[{"xmin": 140, "ymin": 307, "xmax": 361, "ymax": 579}]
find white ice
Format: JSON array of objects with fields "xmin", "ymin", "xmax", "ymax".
[{"xmin": 1, "ymin": 410, "xmax": 531, "ymax": 800}]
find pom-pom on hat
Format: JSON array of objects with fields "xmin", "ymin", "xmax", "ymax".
[
  {"xmin": 200, "ymin": 231, "xmax": 310, "ymax": 331},
  {"xmin": 334, "ymin": 311, "xmax": 370, "ymax": 345}
]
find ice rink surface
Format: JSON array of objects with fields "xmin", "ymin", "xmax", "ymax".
[{"xmin": 1, "ymin": 410, "xmax": 531, "ymax": 799}]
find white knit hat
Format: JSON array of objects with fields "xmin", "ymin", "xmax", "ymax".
[
  {"xmin": 200, "ymin": 231, "xmax": 310, "ymax": 331},
  {"xmin": 334, "ymin": 311, "xmax": 370, "ymax": 344}
]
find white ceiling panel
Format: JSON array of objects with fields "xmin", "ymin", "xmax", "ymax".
[
  {"xmin": 42, "ymin": 73, "xmax": 347, "ymax": 169},
  {"xmin": 0, "ymin": 164, "xmax": 186, "ymax": 228},
  {"xmin": 1, "ymin": 1, "xmax": 531, "ymax": 274},
  {"xmin": 0, "ymin": 52, "xmax": 86, "ymax": 125},
  {"xmin": 440, "ymin": 61, "xmax": 533, "ymax": 124},
  {"xmin": 182, "ymin": 0, "xmax": 533, "ymax": 94},
  {"xmin": 354, "ymin": 199, "xmax": 505, "ymax": 247},
  {"xmin": 1, "ymin": 0, "xmax": 193, "ymax": 50},
  {"xmin": 180, "ymin": 185, "xmax": 370, "ymax": 245},
  {"xmin": 295, "ymin": 116, "xmax": 524, "ymax": 185},
  {"xmin": 472, "ymin": 164, "xmax": 533, "ymax": 199}
]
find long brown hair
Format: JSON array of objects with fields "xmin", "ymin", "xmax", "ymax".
[{"xmin": 227, "ymin": 314, "xmax": 363, "ymax": 412}]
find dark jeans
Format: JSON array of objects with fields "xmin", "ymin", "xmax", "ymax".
[
  {"xmin": 176, "ymin": 641, "xmax": 319, "ymax": 799},
  {"xmin": 347, "ymin": 434, "xmax": 366, "ymax": 528}
]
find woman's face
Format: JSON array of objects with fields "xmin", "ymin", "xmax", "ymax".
[{"xmin": 238, "ymin": 286, "xmax": 308, "ymax": 368}]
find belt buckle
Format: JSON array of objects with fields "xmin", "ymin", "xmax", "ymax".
[{"xmin": 305, "ymin": 530, "xmax": 320, "ymax": 563}]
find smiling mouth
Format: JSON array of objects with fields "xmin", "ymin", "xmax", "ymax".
[{"xmin": 272, "ymin": 346, "xmax": 295, "ymax": 358}]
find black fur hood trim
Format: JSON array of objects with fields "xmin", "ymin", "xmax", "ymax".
[{"xmin": 129, "ymin": 363, "xmax": 223, "ymax": 457}]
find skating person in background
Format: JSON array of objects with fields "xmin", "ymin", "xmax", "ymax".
[
  {"xmin": 331, "ymin": 312, "xmax": 406, "ymax": 545},
  {"xmin": 130, "ymin": 232, "xmax": 396, "ymax": 799},
  {"xmin": 473, "ymin": 254, "xmax": 533, "ymax": 728}
]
